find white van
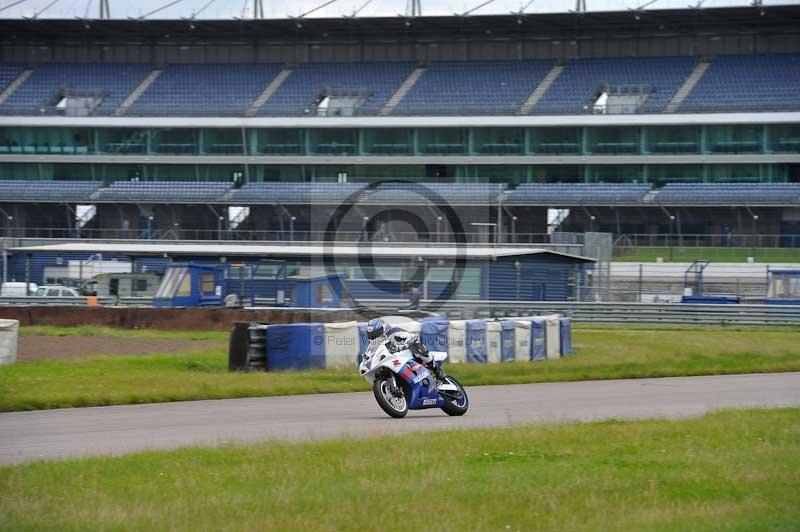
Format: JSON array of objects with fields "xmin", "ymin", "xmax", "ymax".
[
  {"xmin": 35, "ymin": 285, "xmax": 80, "ymax": 297},
  {"xmin": 0, "ymin": 282, "xmax": 38, "ymax": 297}
]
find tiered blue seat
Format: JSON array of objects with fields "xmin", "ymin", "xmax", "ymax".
[
  {"xmin": 0, "ymin": 180, "xmax": 101, "ymax": 201},
  {"xmin": 0, "ymin": 64, "xmax": 24, "ymax": 93},
  {"xmin": 0, "ymin": 63, "xmax": 151, "ymax": 115},
  {"xmin": 258, "ymin": 62, "xmax": 414, "ymax": 116},
  {"xmin": 394, "ymin": 60, "xmax": 553, "ymax": 115},
  {"xmin": 364, "ymin": 183, "xmax": 506, "ymax": 204},
  {"xmin": 533, "ymin": 57, "xmax": 696, "ymax": 114},
  {"xmin": 506, "ymin": 183, "xmax": 651, "ymax": 204},
  {"xmin": 130, "ymin": 63, "xmax": 284, "ymax": 116},
  {"xmin": 680, "ymin": 54, "xmax": 800, "ymax": 112},
  {"xmin": 655, "ymin": 183, "xmax": 800, "ymax": 203},
  {"xmin": 229, "ymin": 182, "xmax": 365, "ymax": 203},
  {"xmin": 95, "ymin": 181, "xmax": 232, "ymax": 202}
]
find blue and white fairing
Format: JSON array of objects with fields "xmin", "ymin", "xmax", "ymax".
[
  {"xmin": 395, "ymin": 360, "xmax": 444, "ymax": 409},
  {"xmin": 358, "ymin": 339, "xmax": 450, "ymax": 410}
]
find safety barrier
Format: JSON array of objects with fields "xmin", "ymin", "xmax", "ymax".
[
  {"xmin": 0, "ymin": 296, "xmax": 117, "ymax": 306},
  {"xmin": 234, "ymin": 315, "xmax": 573, "ymax": 372},
  {"xmin": 0, "ymin": 319, "xmax": 18, "ymax": 365}
]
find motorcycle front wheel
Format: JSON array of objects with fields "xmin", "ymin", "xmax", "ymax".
[
  {"xmin": 440, "ymin": 375, "xmax": 469, "ymax": 416},
  {"xmin": 373, "ymin": 378, "xmax": 408, "ymax": 418}
]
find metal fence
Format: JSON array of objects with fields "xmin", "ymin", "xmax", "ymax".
[
  {"xmin": 615, "ymin": 233, "xmax": 800, "ymax": 249},
  {"xmin": 2, "ymin": 227, "xmax": 560, "ymax": 245},
  {"xmin": 2, "ymin": 296, "xmax": 798, "ymax": 326},
  {"xmin": 356, "ymin": 300, "xmax": 800, "ymax": 325},
  {"xmin": 4, "ymin": 227, "xmax": 800, "ymax": 249}
]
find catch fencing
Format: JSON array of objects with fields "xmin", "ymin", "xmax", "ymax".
[{"xmin": 358, "ymin": 300, "xmax": 800, "ymax": 326}]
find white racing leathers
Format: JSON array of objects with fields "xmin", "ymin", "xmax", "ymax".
[{"xmin": 383, "ymin": 326, "xmax": 434, "ymax": 365}]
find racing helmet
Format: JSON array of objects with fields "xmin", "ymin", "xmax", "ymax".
[
  {"xmin": 409, "ymin": 337, "xmax": 429, "ymax": 358},
  {"xmin": 366, "ymin": 318, "xmax": 387, "ymax": 340}
]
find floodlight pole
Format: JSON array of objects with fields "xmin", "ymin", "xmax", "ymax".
[
  {"xmin": 575, "ymin": 0, "xmax": 586, "ymax": 13},
  {"xmin": 99, "ymin": 0, "xmax": 109, "ymax": 18},
  {"xmin": 406, "ymin": 0, "xmax": 422, "ymax": 17},
  {"xmin": 461, "ymin": 0, "xmax": 497, "ymax": 17},
  {"xmin": 253, "ymin": 0, "xmax": 263, "ymax": 19},
  {"xmin": 0, "ymin": 0, "xmax": 28, "ymax": 15},
  {"xmin": 297, "ymin": 0, "xmax": 339, "ymax": 19}
]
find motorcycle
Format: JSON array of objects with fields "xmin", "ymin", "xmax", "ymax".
[{"xmin": 358, "ymin": 338, "xmax": 469, "ymax": 419}]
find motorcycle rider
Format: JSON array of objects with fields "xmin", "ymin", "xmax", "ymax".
[{"xmin": 365, "ymin": 318, "xmax": 445, "ymax": 383}]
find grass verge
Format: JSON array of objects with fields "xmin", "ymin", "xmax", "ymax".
[
  {"xmin": 1, "ymin": 408, "xmax": 798, "ymax": 531},
  {"xmin": 2, "ymin": 325, "xmax": 800, "ymax": 412},
  {"xmin": 20, "ymin": 325, "xmax": 228, "ymax": 341}
]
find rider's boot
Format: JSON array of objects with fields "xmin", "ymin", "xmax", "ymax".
[{"xmin": 429, "ymin": 363, "xmax": 445, "ymax": 385}]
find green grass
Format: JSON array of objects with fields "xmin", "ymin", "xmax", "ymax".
[
  {"xmin": 1, "ymin": 408, "xmax": 798, "ymax": 531},
  {"xmin": 2, "ymin": 325, "xmax": 800, "ymax": 412},
  {"xmin": 20, "ymin": 325, "xmax": 228, "ymax": 341},
  {"xmin": 614, "ymin": 246, "xmax": 800, "ymax": 263}
]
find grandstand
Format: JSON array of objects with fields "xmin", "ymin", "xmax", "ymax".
[{"xmin": 0, "ymin": 5, "xmax": 799, "ymax": 248}]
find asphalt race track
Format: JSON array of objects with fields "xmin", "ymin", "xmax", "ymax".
[{"xmin": 1, "ymin": 372, "xmax": 799, "ymax": 466}]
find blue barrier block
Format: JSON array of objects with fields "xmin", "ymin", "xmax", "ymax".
[
  {"xmin": 681, "ymin": 295, "xmax": 740, "ymax": 304},
  {"xmin": 560, "ymin": 317, "xmax": 573, "ymax": 356},
  {"xmin": 530, "ymin": 318, "xmax": 547, "ymax": 361},
  {"xmin": 500, "ymin": 320, "xmax": 516, "ymax": 362},
  {"xmin": 466, "ymin": 319, "xmax": 488, "ymax": 363},
  {"xmin": 266, "ymin": 323, "xmax": 325, "ymax": 371},
  {"xmin": 420, "ymin": 316, "xmax": 449, "ymax": 352}
]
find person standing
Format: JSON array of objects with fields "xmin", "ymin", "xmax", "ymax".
[{"xmin": 403, "ymin": 281, "xmax": 420, "ymax": 310}]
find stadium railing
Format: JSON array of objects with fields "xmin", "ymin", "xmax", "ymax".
[
  {"xmin": 0, "ymin": 227, "xmax": 562, "ymax": 245},
  {"xmin": 615, "ymin": 233, "xmax": 800, "ymax": 249},
  {"xmin": 4, "ymin": 228, "xmax": 800, "ymax": 249}
]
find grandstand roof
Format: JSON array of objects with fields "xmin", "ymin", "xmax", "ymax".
[
  {"xmin": 8, "ymin": 242, "xmax": 595, "ymax": 262},
  {"xmin": 1, "ymin": 5, "xmax": 798, "ymax": 43}
]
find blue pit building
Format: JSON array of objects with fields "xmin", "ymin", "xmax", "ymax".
[{"xmin": 5, "ymin": 242, "xmax": 594, "ymax": 306}]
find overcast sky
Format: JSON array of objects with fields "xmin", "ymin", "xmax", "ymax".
[{"xmin": 0, "ymin": 0, "xmax": 794, "ymax": 20}]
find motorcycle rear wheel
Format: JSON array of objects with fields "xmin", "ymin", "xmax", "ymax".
[
  {"xmin": 440, "ymin": 375, "xmax": 469, "ymax": 416},
  {"xmin": 373, "ymin": 378, "xmax": 408, "ymax": 418}
]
